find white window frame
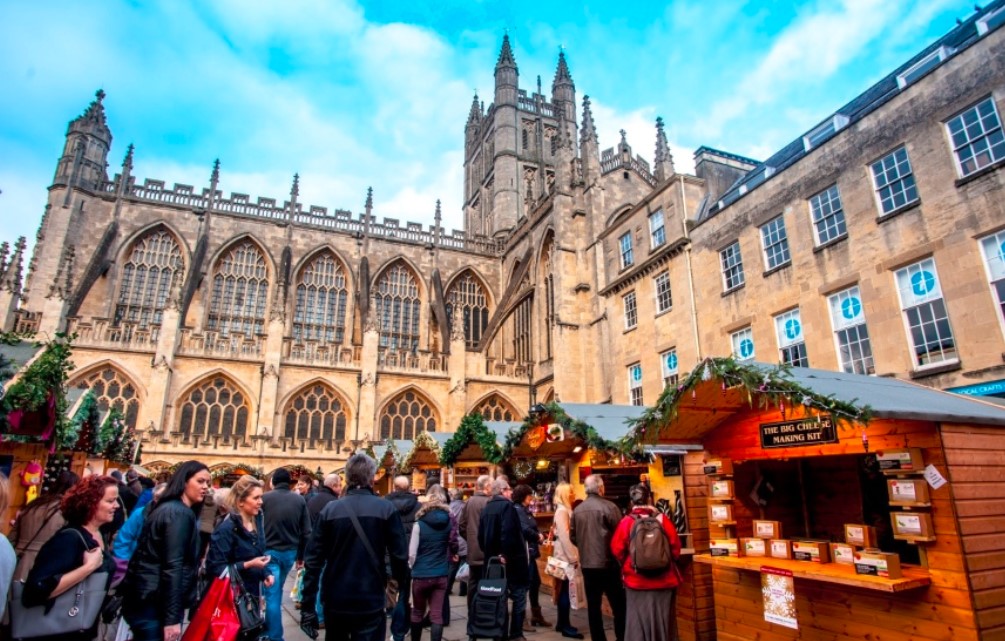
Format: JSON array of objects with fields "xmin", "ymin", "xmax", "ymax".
[
  {"xmin": 628, "ymin": 363, "xmax": 643, "ymax": 406},
  {"xmin": 619, "ymin": 232, "xmax": 634, "ymax": 269},
  {"xmin": 979, "ymin": 231, "xmax": 1005, "ymax": 340},
  {"xmin": 803, "ymin": 115, "xmax": 849, "ymax": 151},
  {"xmin": 946, "ymin": 96, "xmax": 1005, "ymax": 178},
  {"xmin": 809, "ymin": 185, "xmax": 848, "ymax": 246},
  {"xmin": 870, "ymin": 146, "xmax": 919, "ymax": 216},
  {"xmin": 896, "ymin": 46, "xmax": 950, "ymax": 89},
  {"xmin": 660, "ymin": 349, "xmax": 679, "ymax": 387},
  {"xmin": 731, "ymin": 327, "xmax": 755, "ymax": 361},
  {"xmin": 623, "ymin": 291, "xmax": 638, "ymax": 330},
  {"xmin": 828, "ymin": 286, "xmax": 875, "ymax": 375},
  {"xmin": 774, "ymin": 308, "xmax": 809, "ymax": 367},
  {"xmin": 720, "ymin": 241, "xmax": 745, "ymax": 292},
  {"xmin": 978, "ymin": 6, "xmax": 1005, "ymax": 35},
  {"xmin": 894, "ymin": 258, "xmax": 958, "ymax": 369},
  {"xmin": 760, "ymin": 215, "xmax": 791, "ymax": 271},
  {"xmin": 649, "ymin": 210, "xmax": 666, "ymax": 249},
  {"xmin": 654, "ymin": 270, "xmax": 672, "ymax": 314}
]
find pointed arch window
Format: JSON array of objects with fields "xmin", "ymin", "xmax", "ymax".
[
  {"xmin": 513, "ymin": 295, "xmax": 533, "ymax": 363},
  {"xmin": 379, "ymin": 390, "xmax": 437, "ymax": 440},
  {"xmin": 541, "ymin": 241, "xmax": 555, "ymax": 359},
  {"xmin": 473, "ymin": 395, "xmax": 518, "ymax": 422},
  {"xmin": 72, "ymin": 367, "xmax": 140, "ymax": 429},
  {"xmin": 446, "ymin": 272, "xmax": 490, "ymax": 350},
  {"xmin": 115, "ymin": 230, "xmax": 183, "ymax": 326},
  {"xmin": 178, "ymin": 377, "xmax": 249, "ymax": 442},
  {"xmin": 293, "ymin": 252, "xmax": 349, "ymax": 344},
  {"xmin": 374, "ymin": 263, "xmax": 421, "ymax": 351},
  {"xmin": 208, "ymin": 242, "xmax": 269, "ymax": 336},
  {"xmin": 284, "ymin": 383, "xmax": 348, "ymax": 447}
]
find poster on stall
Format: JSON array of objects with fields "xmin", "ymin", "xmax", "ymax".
[{"xmin": 761, "ymin": 566, "xmax": 798, "ymax": 629}]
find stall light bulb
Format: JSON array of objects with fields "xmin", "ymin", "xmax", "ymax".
[{"xmin": 573, "ymin": 446, "xmax": 583, "ymax": 453}]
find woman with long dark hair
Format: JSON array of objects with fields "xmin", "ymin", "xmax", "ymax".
[
  {"xmin": 122, "ymin": 460, "xmax": 211, "ymax": 641},
  {"xmin": 20, "ymin": 474, "xmax": 119, "ymax": 641},
  {"xmin": 8, "ymin": 470, "xmax": 80, "ymax": 581}
]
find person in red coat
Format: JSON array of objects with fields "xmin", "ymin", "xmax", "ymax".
[{"xmin": 610, "ymin": 484, "xmax": 682, "ymax": 641}]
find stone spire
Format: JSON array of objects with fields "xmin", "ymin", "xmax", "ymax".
[
  {"xmin": 122, "ymin": 144, "xmax": 134, "ymax": 175},
  {"xmin": 496, "ymin": 33, "xmax": 517, "ymax": 69},
  {"xmin": 210, "ymin": 158, "xmax": 221, "ymax": 186},
  {"xmin": 47, "ymin": 244, "xmax": 75, "ymax": 300},
  {"xmin": 1, "ymin": 237, "xmax": 26, "ymax": 294},
  {"xmin": 291, "ymin": 173, "xmax": 300, "ymax": 201},
  {"xmin": 69, "ymin": 89, "xmax": 110, "ymax": 137},
  {"xmin": 0, "ymin": 242, "xmax": 9, "ymax": 275},
  {"xmin": 553, "ymin": 50, "xmax": 573, "ymax": 87},
  {"xmin": 580, "ymin": 95, "xmax": 598, "ymax": 144},
  {"xmin": 654, "ymin": 117, "xmax": 675, "ymax": 182},
  {"xmin": 467, "ymin": 93, "xmax": 482, "ymax": 127}
]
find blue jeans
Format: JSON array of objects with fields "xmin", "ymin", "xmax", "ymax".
[
  {"xmin": 122, "ymin": 601, "xmax": 162, "ymax": 641},
  {"xmin": 508, "ymin": 584, "xmax": 528, "ymax": 639},
  {"xmin": 390, "ymin": 575, "xmax": 412, "ymax": 641},
  {"xmin": 263, "ymin": 548, "xmax": 298, "ymax": 641}
]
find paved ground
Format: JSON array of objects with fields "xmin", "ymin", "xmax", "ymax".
[{"xmin": 279, "ymin": 574, "xmax": 600, "ymax": 641}]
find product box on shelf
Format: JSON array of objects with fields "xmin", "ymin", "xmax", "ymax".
[
  {"xmin": 741, "ymin": 538, "xmax": 767, "ymax": 557},
  {"xmin": 853, "ymin": 550, "xmax": 903, "ymax": 579},
  {"xmin": 709, "ymin": 504, "xmax": 734, "ymax": 524},
  {"xmin": 710, "ymin": 539, "xmax": 742, "ymax": 557},
  {"xmin": 887, "ymin": 478, "xmax": 931, "ymax": 505},
  {"xmin": 709, "ymin": 479, "xmax": 735, "ymax": 499},
  {"xmin": 876, "ymin": 448, "xmax": 924, "ymax": 473},
  {"xmin": 830, "ymin": 542, "xmax": 857, "ymax": 565},
  {"xmin": 769, "ymin": 539, "xmax": 793, "ymax": 560},
  {"xmin": 792, "ymin": 540, "xmax": 831, "ymax": 563},
  {"xmin": 891, "ymin": 512, "xmax": 935, "ymax": 540},
  {"xmin": 703, "ymin": 459, "xmax": 734, "ymax": 476},
  {"xmin": 753, "ymin": 520, "xmax": 782, "ymax": 540},
  {"xmin": 844, "ymin": 524, "xmax": 879, "ymax": 547}
]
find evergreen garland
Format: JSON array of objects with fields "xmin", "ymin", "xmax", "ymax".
[
  {"xmin": 500, "ymin": 402, "xmax": 628, "ymax": 460},
  {"xmin": 399, "ymin": 431, "xmax": 441, "ymax": 471},
  {"xmin": 0, "ymin": 332, "xmax": 75, "ymax": 442},
  {"xmin": 211, "ymin": 463, "xmax": 264, "ymax": 481},
  {"xmin": 439, "ymin": 413, "xmax": 504, "ymax": 466},
  {"xmin": 627, "ymin": 357, "xmax": 872, "ymax": 447},
  {"xmin": 63, "ymin": 391, "xmax": 99, "ymax": 451}
]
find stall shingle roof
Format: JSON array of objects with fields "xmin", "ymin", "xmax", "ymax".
[
  {"xmin": 783, "ymin": 366, "xmax": 1005, "ymax": 427},
  {"xmin": 559, "ymin": 403, "xmax": 646, "ymax": 442}
]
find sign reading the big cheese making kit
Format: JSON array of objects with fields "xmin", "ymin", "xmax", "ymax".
[{"xmin": 759, "ymin": 416, "xmax": 837, "ymax": 449}]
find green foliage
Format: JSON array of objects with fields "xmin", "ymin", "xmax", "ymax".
[
  {"xmin": 0, "ymin": 333, "xmax": 75, "ymax": 443},
  {"xmin": 628, "ymin": 357, "xmax": 872, "ymax": 447},
  {"xmin": 211, "ymin": 463, "xmax": 264, "ymax": 481},
  {"xmin": 439, "ymin": 413, "xmax": 504, "ymax": 466},
  {"xmin": 500, "ymin": 402, "xmax": 629, "ymax": 460},
  {"xmin": 63, "ymin": 390, "xmax": 99, "ymax": 451}
]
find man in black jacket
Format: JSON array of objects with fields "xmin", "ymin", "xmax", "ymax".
[
  {"xmin": 301, "ymin": 454, "xmax": 409, "ymax": 641},
  {"xmin": 263, "ymin": 467, "xmax": 312, "ymax": 641},
  {"xmin": 306, "ymin": 473, "xmax": 342, "ymax": 630},
  {"xmin": 385, "ymin": 476, "xmax": 420, "ymax": 641},
  {"xmin": 478, "ymin": 478, "xmax": 530, "ymax": 641}
]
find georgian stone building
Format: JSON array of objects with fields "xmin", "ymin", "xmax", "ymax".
[{"xmin": 2, "ymin": 3, "xmax": 1004, "ymax": 472}]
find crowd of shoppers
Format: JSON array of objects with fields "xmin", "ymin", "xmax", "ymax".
[{"xmin": 1, "ymin": 457, "xmax": 680, "ymax": 641}]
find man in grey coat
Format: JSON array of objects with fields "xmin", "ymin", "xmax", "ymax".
[{"xmin": 571, "ymin": 475, "xmax": 626, "ymax": 641}]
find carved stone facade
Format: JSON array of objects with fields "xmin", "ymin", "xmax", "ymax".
[{"xmin": 6, "ymin": 12, "xmax": 1005, "ymax": 472}]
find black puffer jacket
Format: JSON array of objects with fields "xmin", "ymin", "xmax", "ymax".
[
  {"xmin": 385, "ymin": 490, "xmax": 420, "ymax": 534},
  {"xmin": 123, "ymin": 499, "xmax": 201, "ymax": 626},
  {"xmin": 478, "ymin": 496, "xmax": 529, "ymax": 586}
]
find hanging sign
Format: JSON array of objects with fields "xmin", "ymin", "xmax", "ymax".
[
  {"xmin": 759, "ymin": 416, "xmax": 836, "ymax": 449},
  {"xmin": 526, "ymin": 426, "xmax": 547, "ymax": 450},
  {"xmin": 761, "ymin": 566, "xmax": 798, "ymax": 629}
]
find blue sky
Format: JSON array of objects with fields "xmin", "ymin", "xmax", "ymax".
[{"xmin": 0, "ymin": 0, "xmax": 976, "ymax": 249}]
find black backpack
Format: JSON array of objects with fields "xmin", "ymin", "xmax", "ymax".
[
  {"xmin": 468, "ymin": 557, "xmax": 508, "ymax": 640},
  {"xmin": 629, "ymin": 513, "xmax": 672, "ymax": 575}
]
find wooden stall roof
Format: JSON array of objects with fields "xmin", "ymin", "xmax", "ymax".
[
  {"xmin": 403, "ymin": 431, "xmax": 453, "ymax": 468},
  {"xmin": 653, "ymin": 364, "xmax": 1005, "ymax": 442},
  {"xmin": 372, "ymin": 439, "xmax": 413, "ymax": 467},
  {"xmin": 560, "ymin": 403, "xmax": 646, "ymax": 442}
]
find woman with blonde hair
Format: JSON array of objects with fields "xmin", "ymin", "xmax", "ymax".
[
  {"xmin": 206, "ymin": 475, "xmax": 274, "ymax": 607},
  {"xmin": 552, "ymin": 483, "xmax": 583, "ymax": 639}
]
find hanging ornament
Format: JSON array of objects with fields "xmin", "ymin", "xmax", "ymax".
[
  {"xmin": 779, "ymin": 399, "xmax": 786, "ymax": 419},
  {"xmin": 701, "ymin": 365, "xmax": 713, "ymax": 382},
  {"xmin": 861, "ymin": 429, "xmax": 869, "ymax": 452},
  {"xmin": 801, "ymin": 395, "xmax": 811, "ymax": 406},
  {"xmin": 692, "ymin": 389, "xmax": 697, "ymax": 400}
]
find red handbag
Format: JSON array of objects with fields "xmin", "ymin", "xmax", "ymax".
[{"xmin": 182, "ymin": 571, "xmax": 242, "ymax": 641}]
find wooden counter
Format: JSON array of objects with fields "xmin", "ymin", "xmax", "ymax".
[{"xmin": 694, "ymin": 553, "xmax": 931, "ymax": 593}]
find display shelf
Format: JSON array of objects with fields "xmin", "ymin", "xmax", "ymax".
[
  {"xmin": 534, "ymin": 512, "xmax": 555, "ymax": 519},
  {"xmin": 892, "ymin": 534, "xmax": 937, "ymax": 543},
  {"xmin": 888, "ymin": 500, "xmax": 932, "ymax": 508},
  {"xmin": 694, "ymin": 554, "xmax": 931, "ymax": 592}
]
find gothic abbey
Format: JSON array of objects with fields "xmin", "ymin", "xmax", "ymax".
[{"xmin": 3, "ymin": 11, "xmax": 1005, "ymax": 472}]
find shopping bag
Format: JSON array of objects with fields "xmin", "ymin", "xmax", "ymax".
[
  {"xmin": 456, "ymin": 562, "xmax": 471, "ymax": 582},
  {"xmin": 181, "ymin": 570, "xmax": 241, "ymax": 641},
  {"xmin": 545, "ymin": 556, "xmax": 570, "ymax": 580},
  {"xmin": 290, "ymin": 567, "xmax": 305, "ymax": 601},
  {"xmin": 568, "ymin": 568, "xmax": 586, "ymax": 610}
]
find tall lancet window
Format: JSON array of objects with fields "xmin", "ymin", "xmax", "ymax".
[
  {"xmin": 379, "ymin": 389, "xmax": 437, "ymax": 440},
  {"xmin": 446, "ymin": 272, "xmax": 490, "ymax": 350},
  {"xmin": 374, "ymin": 262, "xmax": 421, "ymax": 351},
  {"xmin": 293, "ymin": 252, "xmax": 348, "ymax": 343},
  {"xmin": 115, "ymin": 229, "xmax": 183, "ymax": 326},
  {"xmin": 208, "ymin": 241, "xmax": 269, "ymax": 336}
]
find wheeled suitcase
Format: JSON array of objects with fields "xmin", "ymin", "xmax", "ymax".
[{"xmin": 467, "ymin": 556, "xmax": 508, "ymax": 641}]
